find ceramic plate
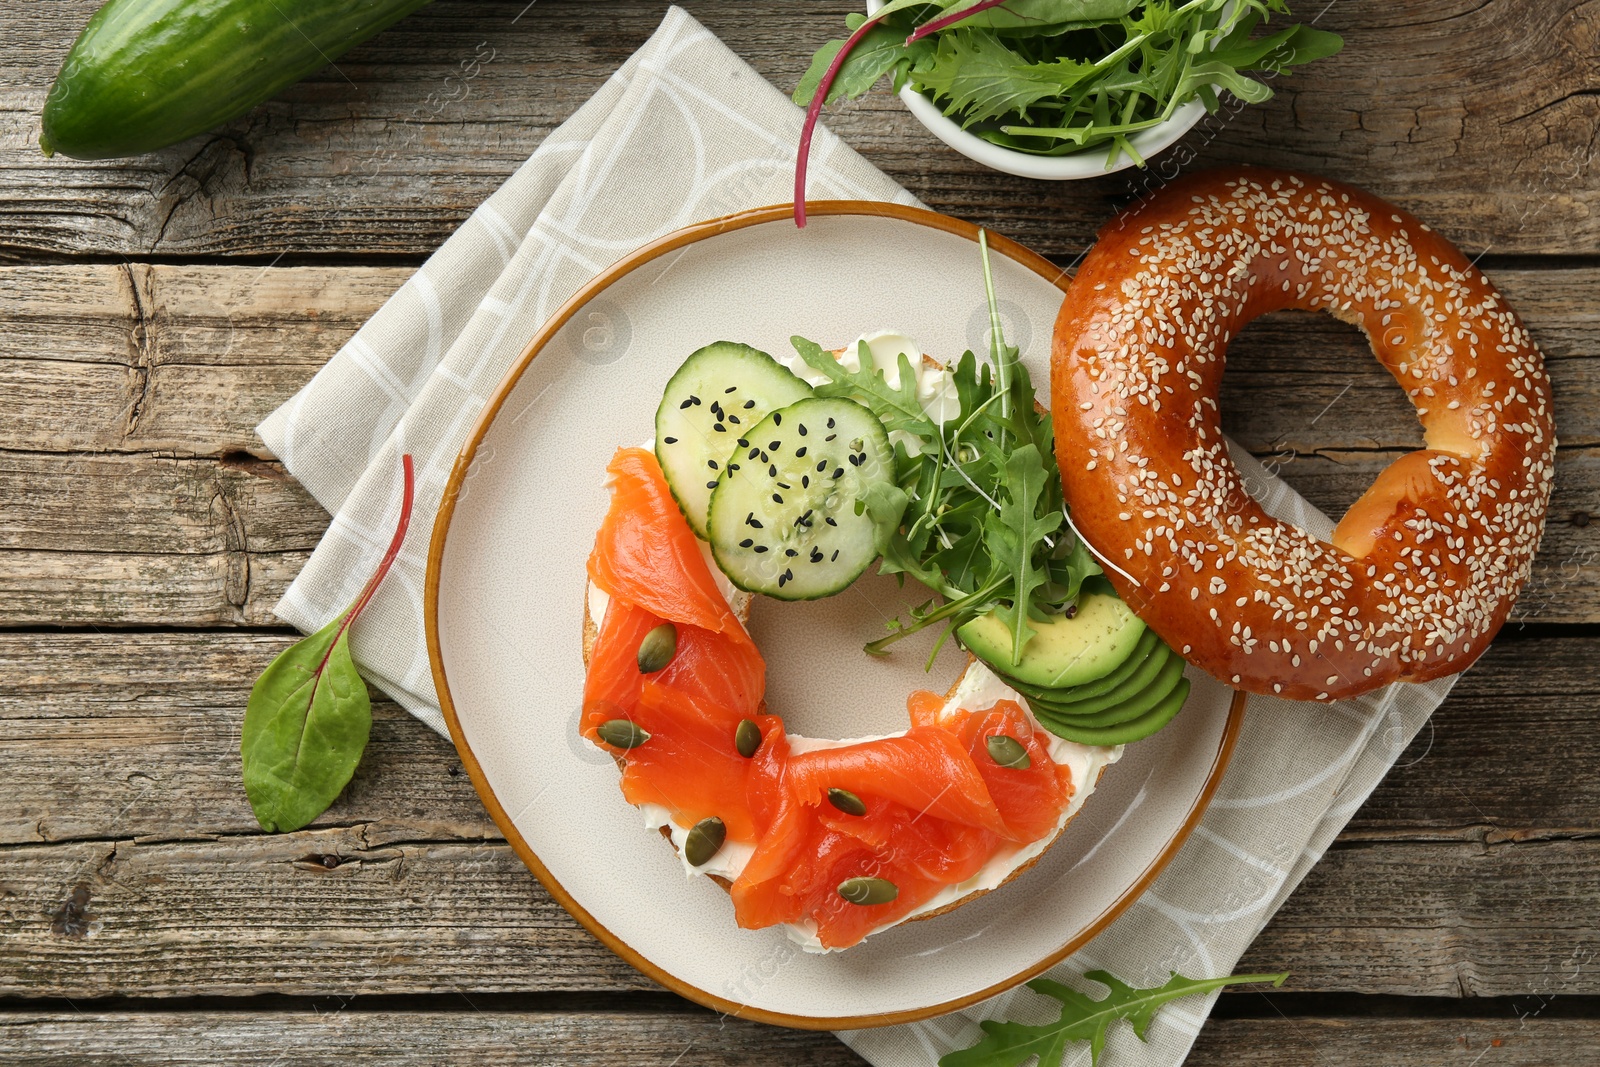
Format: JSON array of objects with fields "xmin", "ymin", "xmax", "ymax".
[{"xmin": 426, "ymin": 202, "xmax": 1245, "ymax": 1030}]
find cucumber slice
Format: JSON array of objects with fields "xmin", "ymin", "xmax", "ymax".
[
  {"xmin": 655, "ymin": 342, "xmax": 813, "ymax": 538},
  {"xmin": 1034, "ymin": 677, "xmax": 1191, "ymax": 746},
  {"xmin": 707, "ymin": 396, "xmax": 894, "ymax": 600}
]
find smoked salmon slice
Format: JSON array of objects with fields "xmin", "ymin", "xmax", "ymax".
[
  {"xmin": 785, "ymin": 729, "xmax": 1010, "ymax": 837},
  {"xmin": 581, "ymin": 598, "xmax": 664, "ymax": 736},
  {"xmin": 581, "ymin": 602, "xmax": 767, "ymax": 841},
  {"xmin": 815, "ymin": 799, "xmax": 996, "ymax": 884},
  {"xmin": 583, "ymin": 453, "xmax": 1082, "ymax": 952},
  {"xmin": 614, "ymin": 689, "xmax": 772, "ymax": 842},
  {"xmin": 906, "ymin": 689, "xmax": 946, "ymax": 730},
  {"xmin": 951, "ymin": 701, "xmax": 1075, "ymax": 843},
  {"xmin": 582, "ymin": 600, "xmax": 764, "ymax": 743},
  {"xmin": 658, "ymin": 621, "xmax": 764, "ymax": 720},
  {"xmin": 588, "ymin": 447, "xmax": 748, "ymax": 640}
]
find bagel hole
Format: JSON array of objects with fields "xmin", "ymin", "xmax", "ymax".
[
  {"xmin": 745, "ymin": 567, "xmax": 971, "ymax": 742},
  {"xmin": 1220, "ymin": 308, "xmax": 1425, "ymax": 522}
]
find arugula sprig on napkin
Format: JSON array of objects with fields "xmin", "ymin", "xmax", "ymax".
[
  {"xmin": 942, "ymin": 970, "xmax": 1289, "ymax": 1067},
  {"xmin": 792, "ymin": 233, "xmax": 1101, "ymax": 668}
]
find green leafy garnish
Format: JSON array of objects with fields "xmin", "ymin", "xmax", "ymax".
[
  {"xmin": 989, "ymin": 444, "xmax": 1061, "ymax": 664},
  {"xmin": 791, "ymin": 232, "xmax": 1100, "ymax": 667},
  {"xmin": 240, "ymin": 453, "xmax": 415, "ymax": 833},
  {"xmin": 794, "ymin": 0, "xmax": 1342, "ymax": 163},
  {"xmin": 940, "ymin": 969, "xmax": 1289, "ymax": 1067},
  {"xmin": 914, "ymin": 29, "xmax": 1103, "ymax": 127},
  {"xmin": 793, "ymin": 335, "xmax": 939, "ymax": 439}
]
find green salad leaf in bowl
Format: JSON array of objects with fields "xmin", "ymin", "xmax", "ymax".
[{"xmin": 792, "ymin": 0, "xmax": 1341, "ymax": 220}]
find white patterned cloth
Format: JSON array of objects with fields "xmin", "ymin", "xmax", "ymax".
[
  {"xmin": 259, "ymin": 6, "xmax": 915, "ymax": 734},
  {"xmin": 259, "ymin": 9, "xmax": 1455, "ymax": 1064}
]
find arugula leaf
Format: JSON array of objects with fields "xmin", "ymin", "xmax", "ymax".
[
  {"xmin": 1176, "ymin": 59, "xmax": 1273, "ymax": 105},
  {"xmin": 791, "ymin": 335, "xmax": 939, "ymax": 439},
  {"xmin": 794, "ymin": 0, "xmax": 1342, "ymax": 166},
  {"xmin": 240, "ymin": 453, "xmax": 415, "ymax": 833},
  {"xmin": 948, "ymin": 0, "xmax": 1142, "ymax": 34},
  {"xmin": 843, "ymin": 234, "xmax": 1109, "ymax": 665},
  {"xmin": 856, "ymin": 479, "xmax": 912, "ymax": 555},
  {"xmin": 915, "ymin": 29, "xmax": 1100, "ymax": 127},
  {"xmin": 986, "ymin": 443, "xmax": 1062, "ymax": 665},
  {"xmin": 1210, "ymin": 21, "xmax": 1345, "ymax": 73},
  {"xmin": 940, "ymin": 970, "xmax": 1289, "ymax": 1067},
  {"xmin": 1046, "ymin": 529, "xmax": 1103, "ymax": 604}
]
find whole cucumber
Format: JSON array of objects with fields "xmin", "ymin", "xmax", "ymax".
[{"xmin": 41, "ymin": 0, "xmax": 436, "ymax": 160}]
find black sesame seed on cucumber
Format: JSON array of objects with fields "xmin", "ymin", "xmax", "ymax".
[
  {"xmin": 655, "ymin": 342, "xmax": 813, "ymax": 539},
  {"xmin": 707, "ymin": 396, "xmax": 895, "ymax": 600}
]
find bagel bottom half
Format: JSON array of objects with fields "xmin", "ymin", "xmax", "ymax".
[{"xmin": 579, "ymin": 590, "xmax": 1116, "ymax": 936}]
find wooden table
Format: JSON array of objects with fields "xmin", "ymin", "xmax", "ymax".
[{"xmin": 3, "ymin": 1, "xmax": 1597, "ymax": 1062}]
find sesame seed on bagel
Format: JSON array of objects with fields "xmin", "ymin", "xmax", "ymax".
[{"xmin": 1052, "ymin": 166, "xmax": 1556, "ymax": 702}]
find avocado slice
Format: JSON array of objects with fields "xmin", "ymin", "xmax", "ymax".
[
  {"xmin": 1033, "ymin": 676, "xmax": 1192, "ymax": 746},
  {"xmin": 958, "ymin": 592, "xmax": 1145, "ymax": 690},
  {"xmin": 1030, "ymin": 647, "xmax": 1187, "ymax": 727},
  {"xmin": 1004, "ymin": 628, "xmax": 1161, "ymax": 703}
]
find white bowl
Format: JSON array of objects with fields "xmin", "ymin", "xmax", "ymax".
[{"xmin": 865, "ymin": 0, "xmax": 1210, "ymax": 180}]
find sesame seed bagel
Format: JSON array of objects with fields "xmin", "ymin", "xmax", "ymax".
[{"xmin": 1052, "ymin": 167, "xmax": 1556, "ymax": 702}]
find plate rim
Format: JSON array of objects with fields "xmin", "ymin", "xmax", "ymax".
[{"xmin": 424, "ymin": 200, "xmax": 1248, "ymax": 1031}]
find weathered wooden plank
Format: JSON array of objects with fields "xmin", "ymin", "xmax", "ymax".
[
  {"xmin": 1240, "ymin": 838, "xmax": 1600, "ymax": 997},
  {"xmin": 1, "ymin": 830, "xmax": 1597, "ymax": 998},
  {"xmin": 4, "ymin": 631, "xmax": 1595, "ymax": 849},
  {"xmin": 0, "ymin": 829, "xmax": 654, "ymax": 997},
  {"xmin": 0, "ymin": 548, "xmax": 306, "ymax": 627},
  {"xmin": 1354, "ymin": 631, "xmax": 1600, "ymax": 840},
  {"xmin": 0, "ymin": 1008, "xmax": 1593, "ymax": 1066},
  {"xmin": 3, "ymin": 263, "xmax": 1594, "ymax": 457},
  {"xmin": 0, "ymin": 451, "xmax": 322, "ymax": 556},
  {"xmin": 2, "ymin": 1, "xmax": 1598, "ymax": 260},
  {"xmin": 0, "ymin": 447, "xmax": 326, "ymax": 628},
  {"xmin": 0, "ymin": 264, "xmax": 407, "ymax": 456},
  {"xmin": 0, "ymin": 634, "xmax": 494, "ymax": 848},
  {"xmin": 0, "ymin": 445, "xmax": 1592, "ymax": 626},
  {"xmin": 0, "ymin": 1009, "xmax": 874, "ymax": 1067},
  {"xmin": 1206, "ymin": 1011, "xmax": 1600, "ymax": 1067},
  {"xmin": 2, "ymin": 633, "xmax": 1599, "ymax": 1000}
]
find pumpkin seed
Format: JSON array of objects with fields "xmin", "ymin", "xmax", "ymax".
[
  {"xmin": 986, "ymin": 734, "xmax": 1031, "ymax": 769},
  {"xmin": 734, "ymin": 718, "xmax": 762, "ymax": 758},
  {"xmin": 837, "ymin": 876, "xmax": 898, "ymax": 906},
  {"xmin": 636, "ymin": 623, "xmax": 678, "ymax": 673},
  {"xmin": 596, "ymin": 719, "xmax": 650, "ymax": 749},
  {"xmin": 683, "ymin": 816, "xmax": 726, "ymax": 867},
  {"xmin": 827, "ymin": 787, "xmax": 866, "ymax": 816}
]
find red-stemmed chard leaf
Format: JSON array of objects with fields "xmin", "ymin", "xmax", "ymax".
[
  {"xmin": 904, "ymin": 0, "xmax": 1016, "ymax": 44},
  {"xmin": 794, "ymin": 0, "xmax": 1019, "ymax": 227},
  {"xmin": 795, "ymin": 13, "xmax": 894, "ymax": 228},
  {"xmin": 241, "ymin": 453, "xmax": 415, "ymax": 832}
]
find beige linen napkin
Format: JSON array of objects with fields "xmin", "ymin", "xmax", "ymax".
[
  {"xmin": 842, "ymin": 445, "xmax": 1454, "ymax": 1066},
  {"xmin": 259, "ymin": 8, "xmax": 1455, "ymax": 1064},
  {"xmin": 259, "ymin": 6, "xmax": 915, "ymax": 733}
]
